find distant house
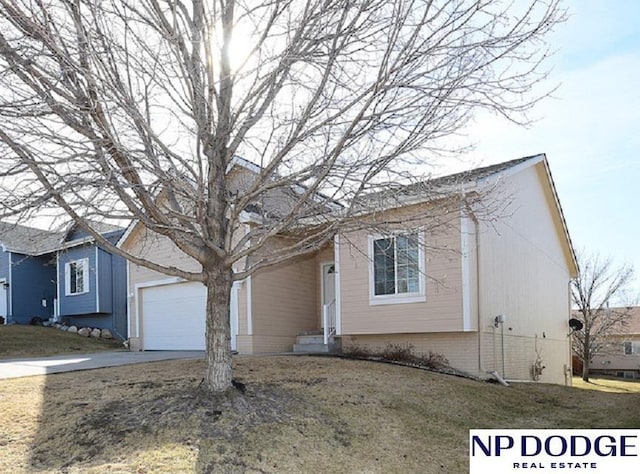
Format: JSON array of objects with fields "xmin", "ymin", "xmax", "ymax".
[
  {"xmin": 121, "ymin": 154, "xmax": 578, "ymax": 385},
  {"xmin": 588, "ymin": 307, "xmax": 640, "ymax": 380},
  {"xmin": 0, "ymin": 221, "xmax": 128, "ymax": 339},
  {"xmin": 0, "ymin": 223, "xmax": 59, "ymax": 325}
]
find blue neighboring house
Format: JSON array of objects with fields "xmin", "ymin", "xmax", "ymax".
[{"xmin": 0, "ymin": 221, "xmax": 128, "ymax": 339}]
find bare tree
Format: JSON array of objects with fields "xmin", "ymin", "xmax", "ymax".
[
  {"xmin": 571, "ymin": 251, "xmax": 635, "ymax": 382},
  {"xmin": 0, "ymin": 0, "xmax": 564, "ymax": 392}
]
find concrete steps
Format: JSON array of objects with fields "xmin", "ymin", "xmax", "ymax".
[{"xmin": 293, "ymin": 331, "xmax": 341, "ymax": 354}]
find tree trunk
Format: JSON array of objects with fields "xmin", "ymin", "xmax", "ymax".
[
  {"xmin": 581, "ymin": 338, "xmax": 590, "ymax": 382},
  {"xmin": 203, "ymin": 263, "xmax": 234, "ymax": 393}
]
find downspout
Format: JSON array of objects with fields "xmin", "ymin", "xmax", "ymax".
[{"xmin": 468, "ymin": 211, "xmax": 486, "ymax": 375}]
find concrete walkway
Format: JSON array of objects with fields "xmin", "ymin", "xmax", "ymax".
[{"xmin": 0, "ymin": 351, "xmax": 204, "ymax": 380}]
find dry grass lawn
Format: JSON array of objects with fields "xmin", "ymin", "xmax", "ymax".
[
  {"xmin": 0, "ymin": 325, "xmax": 122, "ymax": 359},
  {"xmin": 1, "ymin": 356, "xmax": 638, "ymax": 474},
  {"xmin": 571, "ymin": 375, "xmax": 640, "ymax": 393}
]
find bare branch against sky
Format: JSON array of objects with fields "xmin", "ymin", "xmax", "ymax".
[
  {"xmin": 0, "ymin": 0, "xmax": 564, "ymax": 392},
  {"xmin": 571, "ymin": 250, "xmax": 635, "ymax": 382}
]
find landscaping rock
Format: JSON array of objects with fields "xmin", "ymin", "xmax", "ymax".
[
  {"xmin": 77, "ymin": 327, "xmax": 91, "ymax": 337},
  {"xmin": 59, "ymin": 325, "xmax": 68, "ymax": 331},
  {"xmin": 101, "ymin": 328, "xmax": 113, "ymax": 339},
  {"xmin": 67, "ymin": 325, "xmax": 78, "ymax": 334},
  {"xmin": 90, "ymin": 328, "xmax": 101, "ymax": 338}
]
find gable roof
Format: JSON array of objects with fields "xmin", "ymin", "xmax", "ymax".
[
  {"xmin": 0, "ymin": 220, "xmax": 126, "ymax": 256},
  {"xmin": 61, "ymin": 220, "xmax": 125, "ymax": 244},
  {"xmin": 355, "ymin": 153, "xmax": 577, "ymax": 277},
  {"xmin": 0, "ymin": 221, "xmax": 65, "ymax": 255},
  {"xmin": 227, "ymin": 155, "xmax": 344, "ymax": 212}
]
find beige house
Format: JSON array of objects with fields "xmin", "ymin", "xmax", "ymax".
[
  {"xmin": 120, "ymin": 154, "xmax": 578, "ymax": 385},
  {"xmin": 589, "ymin": 307, "xmax": 640, "ymax": 379}
]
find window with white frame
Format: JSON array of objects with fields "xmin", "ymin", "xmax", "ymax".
[
  {"xmin": 369, "ymin": 231, "xmax": 425, "ymax": 304},
  {"xmin": 65, "ymin": 258, "xmax": 89, "ymax": 295},
  {"xmin": 624, "ymin": 341, "xmax": 640, "ymax": 355}
]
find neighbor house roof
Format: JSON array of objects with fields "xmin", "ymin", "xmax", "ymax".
[
  {"xmin": 572, "ymin": 307, "xmax": 640, "ymax": 335},
  {"xmin": 0, "ymin": 220, "xmax": 126, "ymax": 256},
  {"xmin": 61, "ymin": 219, "xmax": 126, "ymax": 244},
  {"xmin": 0, "ymin": 221, "xmax": 65, "ymax": 255}
]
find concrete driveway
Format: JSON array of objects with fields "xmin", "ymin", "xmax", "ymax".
[{"xmin": 0, "ymin": 350, "xmax": 204, "ymax": 380}]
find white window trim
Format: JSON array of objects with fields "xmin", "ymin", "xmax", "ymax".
[
  {"xmin": 65, "ymin": 258, "xmax": 90, "ymax": 296},
  {"xmin": 368, "ymin": 230, "xmax": 426, "ymax": 306}
]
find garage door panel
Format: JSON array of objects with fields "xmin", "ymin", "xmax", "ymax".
[{"xmin": 142, "ymin": 282, "xmax": 206, "ymax": 350}]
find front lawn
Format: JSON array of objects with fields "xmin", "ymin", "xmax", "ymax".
[
  {"xmin": 572, "ymin": 375, "xmax": 640, "ymax": 393},
  {"xmin": 0, "ymin": 325, "xmax": 122, "ymax": 359},
  {"xmin": 0, "ymin": 356, "xmax": 638, "ymax": 473}
]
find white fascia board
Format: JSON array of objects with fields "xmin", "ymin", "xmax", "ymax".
[
  {"xmin": 226, "ymin": 155, "xmax": 262, "ymax": 175},
  {"xmin": 238, "ymin": 211, "xmax": 263, "ymax": 225},
  {"xmin": 116, "ymin": 220, "xmax": 139, "ymax": 248}
]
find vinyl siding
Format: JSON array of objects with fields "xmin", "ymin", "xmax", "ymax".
[
  {"xmin": 339, "ymin": 206, "xmax": 465, "ymax": 335},
  {"xmin": 591, "ymin": 334, "xmax": 640, "ymax": 372},
  {"xmin": 0, "ymin": 251, "xmax": 10, "ymax": 281},
  {"xmin": 122, "ymin": 225, "xmax": 202, "ymax": 340},
  {"xmin": 58, "ymin": 245, "xmax": 97, "ymax": 316},
  {"xmin": 342, "ymin": 333, "xmax": 479, "ymax": 374},
  {"xmin": 123, "ymin": 224, "xmax": 247, "ymax": 347},
  {"xmin": 250, "ymin": 251, "xmax": 318, "ymax": 353},
  {"xmin": 338, "ymin": 162, "xmax": 574, "ymax": 385},
  {"xmin": 8, "ymin": 253, "xmax": 56, "ymax": 324},
  {"xmin": 475, "ymin": 164, "xmax": 573, "ymax": 385},
  {"xmin": 97, "ymin": 249, "xmax": 113, "ymax": 313}
]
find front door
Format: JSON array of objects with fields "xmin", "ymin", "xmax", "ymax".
[{"xmin": 321, "ymin": 263, "xmax": 335, "ymax": 328}]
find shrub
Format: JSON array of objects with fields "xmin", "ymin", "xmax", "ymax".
[{"xmin": 345, "ymin": 343, "xmax": 449, "ymax": 371}]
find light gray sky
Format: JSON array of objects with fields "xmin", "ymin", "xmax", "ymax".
[{"xmin": 458, "ymin": 0, "xmax": 640, "ymax": 301}]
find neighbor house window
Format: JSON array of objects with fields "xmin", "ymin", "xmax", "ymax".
[
  {"xmin": 624, "ymin": 341, "xmax": 640, "ymax": 355},
  {"xmin": 65, "ymin": 258, "xmax": 89, "ymax": 295},
  {"xmin": 369, "ymin": 231, "xmax": 425, "ymax": 305}
]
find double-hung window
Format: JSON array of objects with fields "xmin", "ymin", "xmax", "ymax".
[
  {"xmin": 369, "ymin": 231, "xmax": 425, "ymax": 305},
  {"xmin": 624, "ymin": 341, "xmax": 640, "ymax": 355},
  {"xmin": 65, "ymin": 258, "xmax": 89, "ymax": 296}
]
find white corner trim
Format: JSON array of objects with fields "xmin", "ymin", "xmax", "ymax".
[
  {"xmin": 95, "ymin": 247, "xmax": 100, "ymax": 313},
  {"xmin": 126, "ymin": 259, "xmax": 132, "ymax": 338},
  {"xmin": 116, "ymin": 220, "xmax": 138, "ymax": 249},
  {"xmin": 460, "ymin": 215, "xmax": 472, "ymax": 331},
  {"xmin": 55, "ymin": 252, "xmax": 60, "ymax": 319},
  {"xmin": 8, "ymin": 253, "xmax": 12, "ymax": 317},
  {"xmin": 334, "ymin": 234, "xmax": 341, "ymax": 336},
  {"xmin": 246, "ymin": 275, "xmax": 253, "ymax": 335}
]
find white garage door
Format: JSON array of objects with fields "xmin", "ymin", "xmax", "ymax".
[{"xmin": 141, "ymin": 281, "xmax": 237, "ymax": 351}]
